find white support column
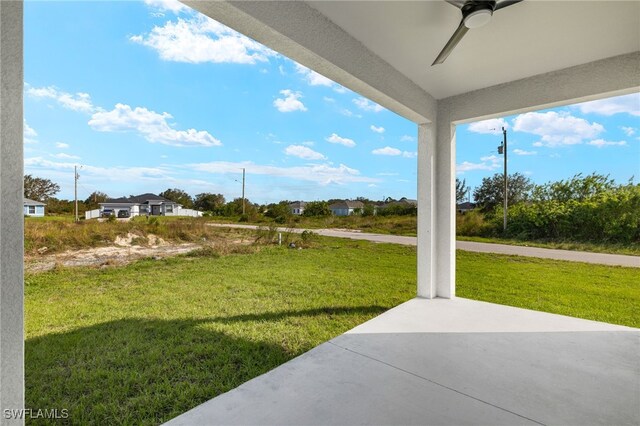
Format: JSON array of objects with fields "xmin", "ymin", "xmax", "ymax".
[
  {"xmin": 417, "ymin": 123, "xmax": 435, "ymax": 298},
  {"xmin": 0, "ymin": 1, "xmax": 25, "ymax": 424},
  {"xmin": 435, "ymin": 118, "xmax": 456, "ymax": 299}
]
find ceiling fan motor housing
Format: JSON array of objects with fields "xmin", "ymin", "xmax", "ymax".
[{"xmin": 462, "ymin": 1, "xmax": 496, "ymax": 28}]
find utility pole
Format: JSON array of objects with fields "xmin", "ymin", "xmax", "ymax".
[
  {"xmin": 74, "ymin": 165, "xmax": 79, "ymax": 222},
  {"xmin": 497, "ymin": 127, "xmax": 508, "ymax": 232},
  {"xmin": 241, "ymin": 168, "xmax": 246, "ymax": 215}
]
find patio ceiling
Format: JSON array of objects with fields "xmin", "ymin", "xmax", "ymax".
[
  {"xmin": 308, "ymin": 0, "xmax": 640, "ymax": 99},
  {"xmin": 185, "ymin": 1, "xmax": 640, "ymax": 123}
]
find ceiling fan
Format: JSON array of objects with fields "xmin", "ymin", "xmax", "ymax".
[{"xmin": 432, "ymin": 0, "xmax": 524, "ymax": 66}]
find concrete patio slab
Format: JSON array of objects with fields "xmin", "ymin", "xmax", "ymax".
[{"xmin": 165, "ymin": 299, "xmax": 639, "ymax": 426}]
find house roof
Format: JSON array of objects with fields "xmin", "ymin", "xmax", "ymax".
[
  {"xmin": 457, "ymin": 202, "xmax": 475, "ymax": 210},
  {"xmin": 289, "ymin": 201, "xmax": 307, "ymax": 208},
  {"xmin": 102, "ymin": 193, "xmax": 178, "ymax": 205},
  {"xmin": 329, "ymin": 200, "xmax": 364, "ymax": 210},
  {"xmin": 23, "ymin": 198, "xmax": 46, "ymax": 206}
]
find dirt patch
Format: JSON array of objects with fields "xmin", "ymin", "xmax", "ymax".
[{"xmin": 25, "ymin": 242, "xmax": 201, "ymax": 273}]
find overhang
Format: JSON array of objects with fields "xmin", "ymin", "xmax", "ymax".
[{"xmin": 185, "ymin": 1, "xmax": 640, "ymax": 123}]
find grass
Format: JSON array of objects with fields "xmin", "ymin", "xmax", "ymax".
[
  {"xmin": 456, "ymin": 235, "xmax": 640, "ymax": 256},
  {"xmin": 25, "ymin": 236, "xmax": 639, "ymax": 425}
]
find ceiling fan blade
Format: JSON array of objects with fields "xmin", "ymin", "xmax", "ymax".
[
  {"xmin": 432, "ymin": 20, "xmax": 469, "ymax": 65},
  {"xmin": 494, "ymin": 0, "xmax": 524, "ymax": 11},
  {"xmin": 444, "ymin": 0, "xmax": 466, "ymax": 8}
]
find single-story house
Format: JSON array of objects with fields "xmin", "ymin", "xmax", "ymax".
[
  {"xmin": 329, "ymin": 200, "xmax": 364, "ymax": 216},
  {"xmin": 23, "ymin": 198, "xmax": 45, "ymax": 217},
  {"xmin": 457, "ymin": 202, "xmax": 476, "ymax": 214},
  {"xmin": 99, "ymin": 193, "xmax": 190, "ymax": 218},
  {"xmin": 375, "ymin": 197, "xmax": 418, "ymax": 214},
  {"xmin": 289, "ymin": 201, "xmax": 307, "ymax": 215}
]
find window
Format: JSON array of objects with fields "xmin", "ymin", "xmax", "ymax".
[
  {"xmin": 165, "ymin": 204, "xmax": 173, "ymax": 213},
  {"xmin": 28, "ymin": 206, "xmax": 35, "ymax": 214}
]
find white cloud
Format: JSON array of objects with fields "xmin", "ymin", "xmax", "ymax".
[
  {"xmin": 400, "ymin": 135, "xmax": 415, "ymax": 142},
  {"xmin": 377, "ymin": 172, "xmax": 399, "ymax": 176},
  {"xmin": 512, "ymin": 148, "xmax": 537, "ymax": 156},
  {"xmin": 284, "ymin": 145, "xmax": 327, "ymax": 161},
  {"xmin": 27, "ymin": 85, "xmax": 97, "ymax": 114},
  {"xmin": 294, "ymin": 63, "xmax": 333, "ymax": 87},
  {"xmin": 188, "ymin": 161, "xmax": 379, "ymax": 186},
  {"xmin": 340, "ymin": 109, "xmax": 362, "ymax": 118},
  {"xmin": 143, "ymin": 0, "xmax": 186, "ymax": 14},
  {"xmin": 587, "ymin": 139, "xmax": 627, "ymax": 148},
  {"xmin": 24, "ymin": 121, "xmax": 38, "ymax": 144},
  {"xmin": 52, "ymin": 153, "xmax": 80, "ymax": 160},
  {"xmin": 353, "ymin": 97, "xmax": 384, "ymax": 113},
  {"xmin": 372, "ymin": 146, "xmax": 401, "ymax": 156},
  {"xmin": 273, "ymin": 90, "xmax": 307, "ymax": 113},
  {"xmin": 55, "ymin": 142, "xmax": 70, "ymax": 149},
  {"xmin": 89, "ymin": 103, "xmax": 222, "ymax": 147},
  {"xmin": 326, "ymin": 133, "xmax": 356, "ymax": 148},
  {"xmin": 457, "ymin": 155, "xmax": 501, "ymax": 173},
  {"xmin": 576, "ymin": 93, "xmax": 640, "ymax": 117},
  {"xmin": 333, "ymin": 85, "xmax": 348, "ymax": 94},
  {"xmin": 370, "ymin": 125, "xmax": 385, "ymax": 134},
  {"xmin": 323, "ymin": 97, "xmax": 335, "ymax": 103},
  {"xmin": 621, "ymin": 126, "xmax": 636, "ymax": 137},
  {"xmin": 25, "ymin": 156, "xmax": 174, "ymax": 184},
  {"xmin": 468, "ymin": 118, "xmax": 509, "ymax": 135},
  {"xmin": 301, "ymin": 141, "xmax": 314, "ymax": 147},
  {"xmin": 131, "ymin": 15, "xmax": 277, "ymax": 65},
  {"xmin": 278, "ymin": 65, "xmax": 286, "ymax": 75},
  {"xmin": 372, "ymin": 146, "xmax": 416, "ymax": 158},
  {"xmin": 24, "ymin": 121, "xmax": 37, "ymax": 138},
  {"xmin": 512, "ymin": 111, "xmax": 604, "ymax": 147}
]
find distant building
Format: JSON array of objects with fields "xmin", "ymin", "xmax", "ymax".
[
  {"xmin": 24, "ymin": 198, "xmax": 46, "ymax": 217},
  {"xmin": 329, "ymin": 200, "xmax": 364, "ymax": 216},
  {"xmin": 457, "ymin": 202, "xmax": 476, "ymax": 214},
  {"xmin": 289, "ymin": 201, "xmax": 307, "ymax": 215},
  {"xmin": 97, "ymin": 193, "xmax": 201, "ymax": 218},
  {"xmin": 376, "ymin": 197, "xmax": 418, "ymax": 214}
]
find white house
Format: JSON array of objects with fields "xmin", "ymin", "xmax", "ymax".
[
  {"xmin": 23, "ymin": 198, "xmax": 45, "ymax": 217},
  {"xmin": 329, "ymin": 200, "xmax": 364, "ymax": 216},
  {"xmin": 98, "ymin": 193, "xmax": 201, "ymax": 218},
  {"xmin": 289, "ymin": 201, "xmax": 306, "ymax": 215}
]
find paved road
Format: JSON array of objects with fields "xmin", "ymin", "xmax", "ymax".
[{"xmin": 210, "ymin": 223, "xmax": 640, "ymax": 268}]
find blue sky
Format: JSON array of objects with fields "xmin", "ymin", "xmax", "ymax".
[{"xmin": 24, "ymin": 0, "xmax": 639, "ymax": 204}]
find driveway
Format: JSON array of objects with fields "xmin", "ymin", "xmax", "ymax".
[{"xmin": 209, "ymin": 223, "xmax": 640, "ymax": 268}]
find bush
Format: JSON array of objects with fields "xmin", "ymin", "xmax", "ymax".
[
  {"xmin": 302, "ymin": 201, "xmax": 331, "ymax": 217},
  {"xmin": 456, "ymin": 210, "xmax": 494, "ymax": 237},
  {"xmin": 501, "ymin": 182, "xmax": 640, "ymax": 243}
]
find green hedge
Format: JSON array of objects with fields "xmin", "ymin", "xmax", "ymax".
[{"xmin": 497, "ymin": 183, "xmax": 640, "ymax": 243}]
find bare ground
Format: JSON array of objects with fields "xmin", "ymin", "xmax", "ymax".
[{"xmin": 25, "ymin": 232, "xmax": 249, "ymax": 273}]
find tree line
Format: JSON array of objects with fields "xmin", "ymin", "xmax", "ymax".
[{"xmin": 456, "ymin": 173, "xmax": 639, "ymax": 243}]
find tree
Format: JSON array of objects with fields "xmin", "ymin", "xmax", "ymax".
[
  {"xmin": 24, "ymin": 175, "xmax": 60, "ymax": 201},
  {"xmin": 456, "ymin": 178, "xmax": 469, "ymax": 204},
  {"xmin": 531, "ymin": 173, "xmax": 617, "ymax": 202},
  {"xmin": 83, "ymin": 191, "xmax": 109, "ymax": 210},
  {"xmin": 473, "ymin": 172, "xmax": 532, "ymax": 212},
  {"xmin": 302, "ymin": 201, "xmax": 332, "ymax": 217},
  {"xmin": 159, "ymin": 188, "xmax": 193, "ymax": 209},
  {"xmin": 223, "ymin": 198, "xmax": 257, "ymax": 217},
  {"xmin": 264, "ymin": 201, "xmax": 292, "ymax": 223},
  {"xmin": 193, "ymin": 193, "xmax": 225, "ymax": 212}
]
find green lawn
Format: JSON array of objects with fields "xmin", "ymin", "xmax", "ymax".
[
  {"xmin": 457, "ymin": 235, "xmax": 640, "ymax": 256},
  {"xmin": 25, "ymin": 238, "xmax": 639, "ymax": 425}
]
